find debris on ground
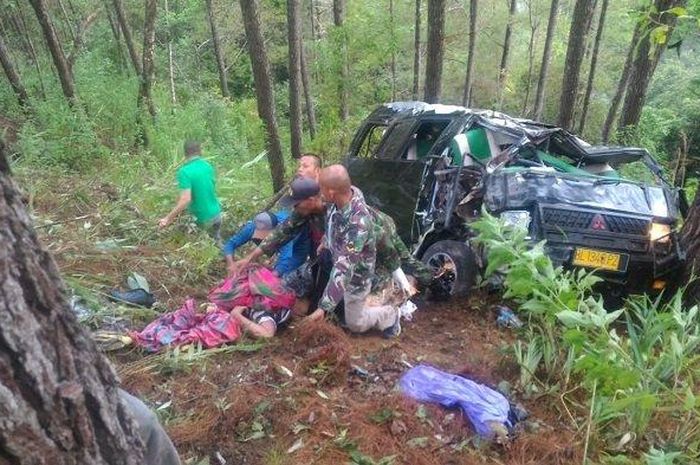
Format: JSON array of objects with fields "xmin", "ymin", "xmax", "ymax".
[{"xmin": 495, "ymin": 305, "xmax": 523, "ymax": 329}]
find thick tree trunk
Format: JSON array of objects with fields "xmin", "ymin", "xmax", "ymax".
[
  {"xmin": 0, "ymin": 141, "xmax": 145, "ymax": 464},
  {"xmin": 557, "ymin": 0, "xmax": 596, "ymax": 130},
  {"xmin": 601, "ymin": 23, "xmax": 641, "ymax": 142},
  {"xmin": 412, "ymin": 0, "xmax": 421, "ymax": 100},
  {"xmin": 138, "ymin": 0, "xmax": 157, "ymax": 120},
  {"xmin": 533, "ymin": 0, "xmax": 559, "ymax": 120},
  {"xmin": 333, "ymin": 0, "xmax": 349, "ymax": 120},
  {"xmin": 29, "ymin": 0, "xmax": 76, "ymax": 105},
  {"xmin": 287, "ymin": 0, "xmax": 303, "ymax": 159},
  {"xmin": 111, "ymin": 0, "xmax": 142, "ymax": 76},
  {"xmin": 205, "ymin": 0, "xmax": 229, "ymax": 99},
  {"xmin": 300, "ymin": 44, "xmax": 317, "ymax": 139},
  {"xmin": 618, "ymin": 0, "xmax": 684, "ymax": 132},
  {"xmin": 497, "ymin": 0, "xmax": 517, "ymax": 109},
  {"xmin": 239, "ymin": 0, "xmax": 286, "ymax": 193},
  {"xmin": 461, "ymin": 0, "xmax": 478, "ymax": 106},
  {"xmin": 577, "ymin": 0, "xmax": 608, "ymax": 134},
  {"xmin": 681, "ymin": 189, "xmax": 700, "ymax": 303},
  {"xmin": 0, "ymin": 32, "xmax": 29, "ymax": 107},
  {"xmin": 424, "ymin": 0, "xmax": 445, "ymax": 104}
]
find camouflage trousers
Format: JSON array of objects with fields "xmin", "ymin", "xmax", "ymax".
[{"xmin": 344, "ymin": 281, "xmax": 398, "ymax": 333}]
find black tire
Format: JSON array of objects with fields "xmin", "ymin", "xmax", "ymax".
[{"xmin": 421, "ymin": 240, "xmax": 477, "ymax": 298}]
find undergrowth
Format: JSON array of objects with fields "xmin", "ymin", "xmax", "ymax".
[{"xmin": 473, "ymin": 211, "xmax": 700, "ymax": 464}]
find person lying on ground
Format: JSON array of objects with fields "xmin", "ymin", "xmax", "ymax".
[
  {"xmin": 207, "ymin": 295, "xmax": 308, "ymax": 339},
  {"xmin": 224, "ymin": 210, "xmax": 310, "ymax": 277},
  {"xmin": 304, "ymin": 164, "xmax": 404, "ymax": 338},
  {"xmin": 158, "ymin": 140, "xmax": 222, "ymax": 242}
]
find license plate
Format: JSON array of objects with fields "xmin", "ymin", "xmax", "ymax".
[{"xmin": 572, "ymin": 248, "xmax": 624, "ymax": 272}]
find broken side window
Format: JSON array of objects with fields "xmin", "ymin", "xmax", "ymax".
[{"xmin": 357, "ymin": 124, "xmax": 387, "ymax": 159}]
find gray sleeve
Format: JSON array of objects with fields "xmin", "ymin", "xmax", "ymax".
[{"xmin": 119, "ymin": 390, "xmax": 182, "ymax": 465}]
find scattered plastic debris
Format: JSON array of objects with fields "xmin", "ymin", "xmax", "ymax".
[
  {"xmin": 495, "ymin": 305, "xmax": 523, "ymax": 329},
  {"xmin": 399, "ymin": 300, "xmax": 418, "ymax": 321}
]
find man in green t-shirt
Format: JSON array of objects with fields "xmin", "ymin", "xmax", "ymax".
[{"xmin": 158, "ymin": 140, "xmax": 222, "ymax": 241}]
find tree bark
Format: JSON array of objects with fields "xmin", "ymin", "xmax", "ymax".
[
  {"xmin": 618, "ymin": 0, "xmax": 684, "ymax": 132},
  {"xmin": 557, "ymin": 0, "xmax": 596, "ymax": 130},
  {"xmin": 0, "ymin": 31, "xmax": 29, "ymax": 107},
  {"xmin": 205, "ymin": 0, "xmax": 229, "ymax": 99},
  {"xmin": 521, "ymin": 0, "xmax": 539, "ymax": 115},
  {"xmin": 424, "ymin": 0, "xmax": 445, "ymax": 104},
  {"xmin": 681, "ymin": 188, "xmax": 700, "ymax": 303},
  {"xmin": 29, "ymin": 0, "xmax": 77, "ymax": 105},
  {"xmin": 333, "ymin": 0, "xmax": 349, "ymax": 120},
  {"xmin": 461, "ymin": 0, "xmax": 478, "ymax": 106},
  {"xmin": 533, "ymin": 0, "xmax": 559, "ymax": 120},
  {"xmin": 165, "ymin": 0, "xmax": 176, "ymax": 108},
  {"xmin": 601, "ymin": 22, "xmax": 641, "ymax": 142},
  {"xmin": 239, "ymin": 0, "xmax": 286, "ymax": 193},
  {"xmin": 287, "ymin": 0, "xmax": 303, "ymax": 159},
  {"xmin": 0, "ymin": 141, "xmax": 145, "ymax": 464},
  {"xmin": 111, "ymin": 0, "xmax": 142, "ymax": 76},
  {"xmin": 497, "ymin": 0, "xmax": 518, "ymax": 109},
  {"xmin": 138, "ymin": 0, "xmax": 157, "ymax": 120},
  {"xmin": 412, "ymin": 0, "xmax": 421, "ymax": 100},
  {"xmin": 300, "ymin": 43, "xmax": 317, "ymax": 139},
  {"xmin": 104, "ymin": 1, "xmax": 128, "ymax": 71},
  {"xmin": 15, "ymin": 0, "xmax": 47, "ymax": 99},
  {"xmin": 577, "ymin": 0, "xmax": 608, "ymax": 134}
]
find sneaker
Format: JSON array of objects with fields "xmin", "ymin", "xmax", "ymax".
[{"xmin": 382, "ymin": 310, "xmax": 402, "ymax": 339}]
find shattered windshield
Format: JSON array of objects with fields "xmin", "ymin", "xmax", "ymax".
[{"xmin": 485, "ymin": 171, "xmax": 676, "ymax": 219}]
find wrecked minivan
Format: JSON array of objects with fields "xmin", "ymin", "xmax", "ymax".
[{"xmin": 345, "ymin": 102, "xmax": 686, "ymax": 298}]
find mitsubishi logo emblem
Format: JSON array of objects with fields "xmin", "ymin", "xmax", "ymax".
[{"xmin": 590, "ymin": 214, "xmax": 607, "ymax": 230}]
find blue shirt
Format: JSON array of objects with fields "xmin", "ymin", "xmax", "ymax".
[{"xmin": 223, "ymin": 211, "xmax": 310, "ymax": 276}]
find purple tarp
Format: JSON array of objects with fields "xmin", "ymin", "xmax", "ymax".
[{"xmin": 399, "ymin": 364, "xmax": 512, "ymax": 439}]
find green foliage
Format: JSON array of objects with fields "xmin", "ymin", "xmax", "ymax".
[{"xmin": 474, "ymin": 211, "xmax": 700, "ymax": 454}]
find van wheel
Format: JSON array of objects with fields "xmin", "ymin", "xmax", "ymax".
[{"xmin": 421, "ymin": 240, "xmax": 477, "ymax": 298}]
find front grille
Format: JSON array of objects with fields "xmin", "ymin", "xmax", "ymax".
[{"xmin": 542, "ymin": 207, "xmax": 649, "ymax": 236}]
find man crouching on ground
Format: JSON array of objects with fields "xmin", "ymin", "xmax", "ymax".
[{"xmin": 305, "ymin": 165, "xmax": 401, "ymax": 337}]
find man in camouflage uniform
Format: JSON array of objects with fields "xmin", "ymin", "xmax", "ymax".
[{"xmin": 305, "ymin": 165, "xmax": 401, "ymax": 337}]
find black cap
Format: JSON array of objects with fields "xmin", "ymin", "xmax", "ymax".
[{"xmin": 279, "ymin": 177, "xmax": 320, "ymax": 207}]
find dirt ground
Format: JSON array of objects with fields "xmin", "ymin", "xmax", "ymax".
[{"xmin": 30, "ymin": 176, "xmax": 584, "ymax": 465}]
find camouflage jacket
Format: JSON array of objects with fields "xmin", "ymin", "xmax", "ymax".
[
  {"xmin": 259, "ymin": 210, "xmax": 325, "ymax": 258},
  {"xmin": 318, "ymin": 189, "xmax": 377, "ymax": 313}
]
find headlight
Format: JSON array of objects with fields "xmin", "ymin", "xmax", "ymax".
[
  {"xmin": 501, "ymin": 210, "xmax": 531, "ymax": 231},
  {"xmin": 649, "ymin": 223, "xmax": 671, "ymax": 243}
]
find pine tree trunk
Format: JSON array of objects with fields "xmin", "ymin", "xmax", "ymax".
[
  {"xmin": 577, "ymin": 0, "xmax": 608, "ymax": 134},
  {"xmin": 461, "ymin": 0, "xmax": 478, "ymax": 106},
  {"xmin": 28, "ymin": 0, "xmax": 76, "ymax": 105},
  {"xmin": 165, "ymin": 0, "xmax": 176, "ymax": 108},
  {"xmin": 239, "ymin": 0, "xmax": 286, "ymax": 193},
  {"xmin": 0, "ymin": 31, "xmax": 29, "ymax": 107},
  {"xmin": 205, "ymin": 0, "xmax": 229, "ymax": 99},
  {"xmin": 300, "ymin": 44, "xmax": 317, "ymax": 139},
  {"xmin": 601, "ymin": 22, "xmax": 641, "ymax": 143},
  {"xmin": 424, "ymin": 0, "xmax": 445, "ymax": 104},
  {"xmin": 533, "ymin": 0, "xmax": 559, "ymax": 120},
  {"xmin": 287, "ymin": 0, "xmax": 303, "ymax": 159},
  {"xmin": 618, "ymin": 0, "xmax": 684, "ymax": 132},
  {"xmin": 497, "ymin": 0, "xmax": 517, "ymax": 109},
  {"xmin": 521, "ymin": 0, "xmax": 538, "ymax": 115},
  {"xmin": 139, "ymin": 0, "xmax": 157, "ymax": 120},
  {"xmin": 333, "ymin": 0, "xmax": 348, "ymax": 120},
  {"xmin": 412, "ymin": 0, "xmax": 421, "ymax": 100},
  {"xmin": 111, "ymin": 0, "xmax": 142, "ymax": 76},
  {"xmin": 0, "ymin": 141, "xmax": 145, "ymax": 464},
  {"xmin": 15, "ymin": 0, "xmax": 47, "ymax": 99},
  {"xmin": 557, "ymin": 0, "xmax": 596, "ymax": 130}
]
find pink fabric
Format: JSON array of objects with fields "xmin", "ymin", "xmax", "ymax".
[
  {"xmin": 208, "ymin": 265, "xmax": 295, "ymax": 312},
  {"xmin": 132, "ymin": 265, "xmax": 294, "ymax": 352},
  {"xmin": 131, "ymin": 299, "xmax": 241, "ymax": 352}
]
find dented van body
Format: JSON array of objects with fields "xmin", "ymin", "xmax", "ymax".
[{"xmin": 345, "ymin": 102, "xmax": 686, "ymax": 297}]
